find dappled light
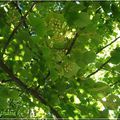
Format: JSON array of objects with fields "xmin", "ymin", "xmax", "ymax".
[{"xmin": 0, "ymin": 1, "xmax": 120, "ymax": 119}]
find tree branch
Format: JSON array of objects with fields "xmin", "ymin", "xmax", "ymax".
[
  {"xmin": 12, "ymin": 1, "xmax": 32, "ymax": 35},
  {"xmin": 65, "ymin": 31, "xmax": 79, "ymax": 55},
  {"xmin": 0, "ymin": 59, "xmax": 62, "ymax": 119},
  {"xmin": 96, "ymin": 36, "xmax": 120, "ymax": 54},
  {"xmin": 65, "ymin": 27, "xmax": 85, "ymax": 55},
  {"xmin": 86, "ymin": 57, "xmax": 111, "ymax": 78},
  {"xmin": 0, "ymin": 79, "xmax": 12, "ymax": 83},
  {"xmin": 87, "ymin": 36, "xmax": 120, "ymax": 78},
  {"xmin": 2, "ymin": 2, "xmax": 36, "ymax": 56}
]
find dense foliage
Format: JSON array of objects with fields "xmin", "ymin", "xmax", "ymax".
[{"xmin": 0, "ymin": 1, "xmax": 120, "ymax": 119}]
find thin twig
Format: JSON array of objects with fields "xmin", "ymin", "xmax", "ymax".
[
  {"xmin": 86, "ymin": 36, "xmax": 120, "ymax": 78},
  {"xmin": 2, "ymin": 2, "xmax": 36, "ymax": 56},
  {"xmin": 86, "ymin": 57, "xmax": 111, "ymax": 78},
  {"xmin": 96, "ymin": 36, "xmax": 120, "ymax": 54},
  {"xmin": 12, "ymin": 1, "xmax": 32, "ymax": 35}
]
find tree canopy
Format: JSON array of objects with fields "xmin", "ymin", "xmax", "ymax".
[{"xmin": 0, "ymin": 1, "xmax": 120, "ymax": 119}]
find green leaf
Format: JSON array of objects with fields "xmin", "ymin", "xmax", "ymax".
[
  {"xmin": 0, "ymin": 85, "xmax": 10, "ymax": 98},
  {"xmin": 65, "ymin": 10, "xmax": 90, "ymax": 28},
  {"xmin": 42, "ymin": 46, "xmax": 52, "ymax": 60},
  {"xmin": 89, "ymin": 82, "xmax": 111, "ymax": 98},
  {"xmin": 53, "ymin": 40, "xmax": 66, "ymax": 49},
  {"xmin": 9, "ymin": 89, "xmax": 19, "ymax": 99},
  {"xmin": 49, "ymin": 94, "xmax": 60, "ymax": 105},
  {"xmin": 0, "ymin": 98, "xmax": 7, "ymax": 110},
  {"xmin": 64, "ymin": 2, "xmax": 87, "ymax": 27},
  {"xmin": 110, "ymin": 47, "xmax": 120, "ymax": 64},
  {"xmin": 1, "ymin": 1, "xmax": 120, "ymax": 118},
  {"xmin": 111, "ymin": 3, "xmax": 120, "ymax": 20},
  {"xmin": 62, "ymin": 103, "xmax": 75, "ymax": 117},
  {"xmin": 37, "ymin": 78, "xmax": 45, "ymax": 86},
  {"xmin": 73, "ymin": 50, "xmax": 96, "ymax": 67},
  {"xmin": 83, "ymin": 51, "xmax": 96, "ymax": 64},
  {"xmin": 29, "ymin": 14, "xmax": 47, "ymax": 37},
  {"xmin": 0, "ymin": 85, "xmax": 19, "ymax": 99},
  {"xmin": 55, "ymin": 79, "xmax": 67, "ymax": 94},
  {"xmin": 23, "ymin": 47, "xmax": 32, "ymax": 62},
  {"xmin": 76, "ymin": 12, "xmax": 91, "ymax": 28},
  {"xmin": 100, "ymin": 2, "xmax": 111, "ymax": 13},
  {"xmin": 64, "ymin": 62, "xmax": 80, "ymax": 78},
  {"xmin": 49, "ymin": 65, "xmax": 58, "ymax": 80},
  {"xmin": 80, "ymin": 78, "xmax": 95, "ymax": 89},
  {"xmin": 102, "ymin": 95, "xmax": 120, "ymax": 110},
  {"xmin": 15, "ymin": 30, "xmax": 30, "ymax": 41}
]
